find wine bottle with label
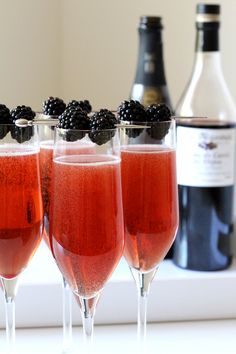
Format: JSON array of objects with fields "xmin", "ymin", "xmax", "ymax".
[
  {"xmin": 130, "ymin": 16, "xmax": 172, "ymax": 109},
  {"xmin": 174, "ymin": 4, "xmax": 236, "ymax": 271}
]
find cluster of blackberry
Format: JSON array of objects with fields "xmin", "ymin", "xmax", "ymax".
[
  {"xmin": 0, "ymin": 104, "xmax": 36, "ymax": 143},
  {"xmin": 0, "ymin": 97, "xmax": 118, "ymax": 145},
  {"xmin": 0, "ymin": 96, "xmax": 171, "ymax": 144},
  {"xmin": 57, "ymin": 107, "xmax": 117, "ymax": 145},
  {"xmin": 42, "ymin": 97, "xmax": 117, "ymax": 145},
  {"xmin": 117, "ymin": 100, "xmax": 172, "ymax": 139}
]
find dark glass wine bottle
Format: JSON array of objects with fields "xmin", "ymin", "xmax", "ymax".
[
  {"xmin": 174, "ymin": 4, "xmax": 236, "ymax": 271},
  {"xmin": 130, "ymin": 16, "xmax": 172, "ymax": 109}
]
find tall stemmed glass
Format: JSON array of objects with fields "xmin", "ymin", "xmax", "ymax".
[
  {"xmin": 50, "ymin": 127, "xmax": 124, "ymax": 350},
  {"xmin": 120, "ymin": 119, "xmax": 179, "ymax": 351},
  {"xmin": 38, "ymin": 117, "xmax": 73, "ymax": 353},
  {"xmin": 0, "ymin": 123, "xmax": 43, "ymax": 353}
]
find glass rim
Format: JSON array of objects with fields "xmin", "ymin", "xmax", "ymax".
[
  {"xmin": 120, "ymin": 118, "xmax": 174, "ymax": 126},
  {"xmin": 0, "ymin": 123, "xmax": 35, "ymax": 127},
  {"xmin": 55, "ymin": 127, "xmax": 119, "ymax": 133}
]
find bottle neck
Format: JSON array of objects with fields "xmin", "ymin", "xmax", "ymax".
[
  {"xmin": 134, "ymin": 29, "xmax": 167, "ymax": 86},
  {"xmin": 194, "ymin": 21, "xmax": 222, "ymax": 75},
  {"xmin": 195, "ymin": 22, "xmax": 219, "ymax": 52}
]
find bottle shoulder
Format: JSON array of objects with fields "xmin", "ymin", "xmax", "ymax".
[
  {"xmin": 176, "ymin": 53, "xmax": 236, "ymax": 121},
  {"xmin": 176, "ymin": 84, "xmax": 236, "ymax": 120}
]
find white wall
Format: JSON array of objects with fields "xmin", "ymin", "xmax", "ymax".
[
  {"xmin": 0, "ymin": 0, "xmax": 61, "ymax": 111},
  {"xmin": 0, "ymin": 0, "xmax": 235, "ymax": 112}
]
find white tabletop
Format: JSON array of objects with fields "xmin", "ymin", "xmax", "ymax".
[{"xmin": 0, "ymin": 319, "xmax": 236, "ymax": 354}]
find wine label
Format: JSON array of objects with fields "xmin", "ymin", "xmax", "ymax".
[
  {"xmin": 131, "ymin": 84, "xmax": 165, "ymax": 107},
  {"xmin": 177, "ymin": 126, "xmax": 236, "ymax": 187},
  {"xmin": 142, "ymin": 89, "xmax": 163, "ymax": 107}
]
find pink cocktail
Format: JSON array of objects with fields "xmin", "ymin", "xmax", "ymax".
[
  {"xmin": 121, "ymin": 145, "xmax": 178, "ymax": 272},
  {"xmin": 0, "ymin": 125, "xmax": 43, "ymax": 353},
  {"xmin": 120, "ymin": 119, "xmax": 178, "ymax": 347},
  {"xmin": 49, "ymin": 126, "xmax": 124, "ymax": 346},
  {"xmin": 39, "ymin": 133, "xmax": 96, "ymax": 352},
  {"xmin": 50, "ymin": 154, "xmax": 124, "ymax": 298},
  {"xmin": 0, "ymin": 149, "xmax": 43, "ymax": 278}
]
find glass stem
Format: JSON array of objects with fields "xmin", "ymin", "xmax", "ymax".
[
  {"xmin": 137, "ymin": 289, "xmax": 148, "ymax": 346},
  {"xmin": 5, "ymin": 296, "xmax": 15, "ymax": 354},
  {"xmin": 77, "ymin": 294, "xmax": 100, "ymax": 354},
  {"xmin": 130, "ymin": 268, "xmax": 157, "ymax": 353},
  {"xmin": 1, "ymin": 277, "xmax": 19, "ymax": 354},
  {"xmin": 82, "ymin": 307, "xmax": 94, "ymax": 351},
  {"xmin": 81, "ymin": 297, "xmax": 94, "ymax": 351},
  {"xmin": 62, "ymin": 276, "xmax": 72, "ymax": 353}
]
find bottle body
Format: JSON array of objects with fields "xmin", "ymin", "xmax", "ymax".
[
  {"xmin": 176, "ymin": 184, "xmax": 233, "ymax": 270},
  {"xmin": 130, "ymin": 16, "xmax": 172, "ymax": 109},
  {"xmin": 174, "ymin": 4, "xmax": 236, "ymax": 271},
  {"xmin": 175, "ymin": 120, "xmax": 235, "ymax": 270}
]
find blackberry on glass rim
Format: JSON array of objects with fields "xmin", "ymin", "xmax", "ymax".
[
  {"xmin": 10, "ymin": 105, "xmax": 36, "ymax": 143},
  {"xmin": 117, "ymin": 100, "xmax": 172, "ymax": 140},
  {"xmin": 89, "ymin": 109, "xmax": 117, "ymax": 145},
  {"xmin": 57, "ymin": 107, "xmax": 90, "ymax": 141},
  {"xmin": 146, "ymin": 103, "xmax": 172, "ymax": 140},
  {"xmin": 117, "ymin": 100, "xmax": 147, "ymax": 138}
]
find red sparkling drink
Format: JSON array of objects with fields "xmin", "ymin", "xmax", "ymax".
[
  {"xmin": 0, "ymin": 149, "xmax": 43, "ymax": 279},
  {"xmin": 50, "ymin": 154, "xmax": 124, "ymax": 298},
  {"xmin": 121, "ymin": 145, "xmax": 178, "ymax": 272}
]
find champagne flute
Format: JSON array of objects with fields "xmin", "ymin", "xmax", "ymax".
[
  {"xmin": 50, "ymin": 126, "xmax": 124, "ymax": 350},
  {"xmin": 38, "ymin": 118, "xmax": 73, "ymax": 352},
  {"xmin": 120, "ymin": 119, "xmax": 179, "ymax": 351},
  {"xmin": 0, "ymin": 123, "xmax": 43, "ymax": 353}
]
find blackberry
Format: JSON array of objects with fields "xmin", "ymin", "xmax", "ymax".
[
  {"xmin": 0, "ymin": 104, "xmax": 11, "ymax": 139},
  {"xmin": 89, "ymin": 109, "xmax": 117, "ymax": 145},
  {"xmin": 10, "ymin": 105, "xmax": 36, "ymax": 122},
  {"xmin": 42, "ymin": 97, "xmax": 66, "ymax": 116},
  {"xmin": 146, "ymin": 103, "xmax": 172, "ymax": 140},
  {"xmin": 146, "ymin": 103, "xmax": 171, "ymax": 122},
  {"xmin": 0, "ymin": 104, "xmax": 11, "ymax": 122},
  {"xmin": 117, "ymin": 100, "xmax": 147, "ymax": 122},
  {"xmin": 10, "ymin": 105, "xmax": 36, "ymax": 143},
  {"xmin": 67, "ymin": 100, "xmax": 92, "ymax": 114},
  {"xmin": 117, "ymin": 100, "xmax": 147, "ymax": 138},
  {"xmin": 57, "ymin": 107, "xmax": 90, "ymax": 141}
]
